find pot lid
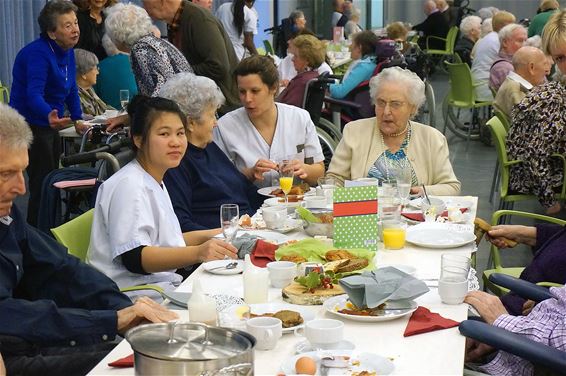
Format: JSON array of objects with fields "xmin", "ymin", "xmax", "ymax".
[{"xmin": 126, "ymin": 322, "xmax": 254, "ymax": 361}]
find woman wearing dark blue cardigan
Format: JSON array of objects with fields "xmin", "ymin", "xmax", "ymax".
[{"xmin": 160, "ymin": 73, "xmax": 262, "ymax": 232}]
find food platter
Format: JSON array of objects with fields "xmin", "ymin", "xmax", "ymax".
[
  {"xmin": 257, "ymin": 185, "xmax": 315, "ymax": 198},
  {"xmin": 323, "ymin": 295, "xmax": 418, "ymax": 322},
  {"xmin": 224, "ymin": 302, "xmax": 315, "ymax": 333}
]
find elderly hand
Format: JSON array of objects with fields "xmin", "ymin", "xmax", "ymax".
[
  {"xmin": 116, "ymin": 296, "xmax": 179, "ymax": 335},
  {"xmin": 487, "ymin": 225, "xmax": 536, "ymax": 248},
  {"xmin": 465, "ymin": 338, "xmax": 496, "ymax": 363},
  {"xmin": 74, "ymin": 120, "xmax": 91, "ymax": 135},
  {"xmin": 48, "ymin": 109, "xmax": 72, "ymax": 131},
  {"xmin": 106, "ymin": 114, "xmax": 129, "ymax": 132},
  {"xmin": 249, "ymin": 159, "xmax": 278, "ymax": 181},
  {"xmin": 410, "ymin": 186, "xmax": 423, "ymax": 195},
  {"xmin": 196, "ymin": 239, "xmax": 238, "ymax": 262},
  {"xmin": 522, "ymin": 299, "xmax": 536, "ymax": 316},
  {"xmin": 464, "ymin": 291, "xmax": 508, "ymax": 325}
]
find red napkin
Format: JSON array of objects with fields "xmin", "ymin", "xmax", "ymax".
[
  {"xmin": 403, "ymin": 306, "xmax": 460, "ymax": 337},
  {"xmin": 402, "ymin": 208, "xmax": 468, "ymax": 222},
  {"xmin": 108, "ymin": 353, "xmax": 134, "ymax": 368},
  {"xmin": 250, "ymin": 240, "xmax": 278, "ymax": 267}
]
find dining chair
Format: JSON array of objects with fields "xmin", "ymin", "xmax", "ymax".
[
  {"xmin": 488, "ymin": 109, "xmax": 510, "ymax": 204},
  {"xmin": 424, "ymin": 26, "xmax": 459, "ymax": 62},
  {"xmin": 0, "ymin": 80, "xmax": 9, "ymax": 103},
  {"xmin": 51, "ymin": 209, "xmax": 164, "ymax": 297},
  {"xmin": 482, "ymin": 209, "xmax": 566, "ymax": 296}
]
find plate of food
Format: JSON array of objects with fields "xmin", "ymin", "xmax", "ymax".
[
  {"xmin": 257, "ymin": 183, "xmax": 315, "ymax": 198},
  {"xmin": 281, "ymin": 350, "xmax": 394, "ymax": 375},
  {"xmin": 324, "ymin": 295, "xmax": 417, "ymax": 322},
  {"xmin": 224, "ymin": 303, "xmax": 315, "ymax": 333}
]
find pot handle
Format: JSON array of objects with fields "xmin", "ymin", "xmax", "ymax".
[{"xmin": 202, "ymin": 362, "xmax": 253, "ymax": 376}]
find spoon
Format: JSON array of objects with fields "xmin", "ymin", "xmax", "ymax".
[
  {"xmin": 208, "ymin": 261, "xmax": 238, "ymax": 271},
  {"xmin": 422, "ymin": 184, "xmax": 431, "ymax": 205}
]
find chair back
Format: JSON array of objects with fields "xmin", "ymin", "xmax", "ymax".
[
  {"xmin": 445, "ymin": 26, "xmax": 459, "ymax": 54},
  {"xmin": 445, "ymin": 61, "xmax": 476, "ymax": 106},
  {"xmin": 486, "ymin": 116, "xmax": 511, "ymax": 198},
  {"xmin": 0, "ymin": 81, "xmax": 9, "ymax": 103},
  {"xmin": 493, "ymin": 107, "xmax": 511, "ymax": 131},
  {"xmin": 51, "ymin": 209, "xmax": 94, "ymax": 262},
  {"xmin": 303, "ymin": 73, "xmax": 333, "ymax": 124},
  {"xmin": 263, "ymin": 40, "xmax": 274, "ymax": 55}
]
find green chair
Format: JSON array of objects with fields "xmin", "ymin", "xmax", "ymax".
[
  {"xmin": 488, "ymin": 108, "xmax": 511, "ymax": 204},
  {"xmin": 263, "ymin": 39, "xmax": 274, "ymax": 55},
  {"xmin": 51, "ymin": 210, "xmax": 164, "ymax": 296},
  {"xmin": 443, "ymin": 61, "xmax": 492, "ymax": 147},
  {"xmin": 424, "ymin": 26, "xmax": 459, "ymax": 61},
  {"xmin": 0, "ymin": 80, "xmax": 9, "ymax": 103},
  {"xmin": 482, "ymin": 210, "xmax": 566, "ymax": 296}
]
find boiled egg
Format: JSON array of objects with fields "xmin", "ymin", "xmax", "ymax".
[{"xmin": 295, "ymin": 356, "xmax": 317, "ymax": 375}]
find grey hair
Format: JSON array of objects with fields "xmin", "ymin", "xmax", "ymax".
[
  {"xmin": 102, "ymin": 33, "xmax": 121, "ymax": 56},
  {"xmin": 498, "ymin": 23, "xmax": 526, "ymax": 45},
  {"xmin": 74, "ymin": 48, "xmax": 99, "ymax": 75},
  {"xmin": 0, "ymin": 103, "xmax": 33, "ymax": 149},
  {"xmin": 159, "ymin": 72, "xmax": 225, "ymax": 120},
  {"xmin": 104, "ymin": 3, "xmax": 154, "ymax": 49},
  {"xmin": 524, "ymin": 35, "xmax": 542, "ymax": 48},
  {"xmin": 459, "ymin": 15, "xmax": 482, "ymax": 37},
  {"xmin": 289, "ymin": 10, "xmax": 304, "ymax": 23},
  {"xmin": 480, "ymin": 18, "xmax": 493, "ymax": 37},
  {"xmin": 38, "ymin": 0, "xmax": 78, "ymax": 35},
  {"xmin": 369, "ymin": 66, "xmax": 426, "ymax": 113},
  {"xmin": 477, "ymin": 7, "xmax": 498, "ymax": 20}
]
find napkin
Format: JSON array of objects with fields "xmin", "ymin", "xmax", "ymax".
[
  {"xmin": 108, "ymin": 353, "xmax": 134, "ymax": 368},
  {"xmin": 338, "ymin": 267, "xmax": 429, "ymax": 308},
  {"xmin": 402, "ymin": 208, "xmax": 467, "ymax": 222},
  {"xmin": 250, "ymin": 240, "xmax": 278, "ymax": 267},
  {"xmin": 234, "ymin": 234, "xmax": 259, "ymax": 259},
  {"xmin": 403, "ymin": 307, "xmax": 460, "ymax": 337}
]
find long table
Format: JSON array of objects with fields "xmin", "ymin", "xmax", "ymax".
[{"xmin": 89, "ymin": 197, "xmax": 478, "ymax": 375}]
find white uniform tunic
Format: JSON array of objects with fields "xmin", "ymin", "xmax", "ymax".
[
  {"xmin": 216, "ymin": 2, "xmax": 258, "ymax": 61},
  {"xmin": 214, "ymin": 103, "xmax": 324, "ymax": 188},
  {"xmin": 87, "ymin": 159, "xmax": 184, "ymax": 291}
]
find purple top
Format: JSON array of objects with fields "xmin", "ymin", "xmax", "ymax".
[{"xmin": 489, "ymin": 51, "xmax": 513, "ymax": 92}]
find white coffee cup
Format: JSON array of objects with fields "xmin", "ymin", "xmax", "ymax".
[
  {"xmin": 301, "ymin": 196, "xmax": 327, "ymax": 209},
  {"xmin": 246, "ymin": 317, "xmax": 282, "ymax": 351},
  {"xmin": 262, "ymin": 206, "xmax": 287, "ymax": 229},
  {"xmin": 294, "ymin": 319, "xmax": 344, "ymax": 348},
  {"xmin": 266, "ymin": 261, "xmax": 297, "ymax": 288}
]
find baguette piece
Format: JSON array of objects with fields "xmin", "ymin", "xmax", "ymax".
[{"xmin": 474, "ymin": 218, "xmax": 518, "ymax": 247}]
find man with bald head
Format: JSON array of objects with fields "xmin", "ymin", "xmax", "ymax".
[
  {"xmin": 494, "ymin": 46, "xmax": 551, "ymax": 119},
  {"xmin": 413, "ymin": 0, "xmax": 450, "ymax": 50},
  {"xmin": 489, "ymin": 23, "xmax": 528, "ymax": 92}
]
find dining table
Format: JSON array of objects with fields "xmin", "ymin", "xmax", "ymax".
[{"xmin": 89, "ymin": 196, "xmax": 478, "ymax": 375}]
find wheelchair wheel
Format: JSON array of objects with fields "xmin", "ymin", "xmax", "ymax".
[
  {"xmin": 316, "ymin": 127, "xmax": 338, "ymax": 170},
  {"xmin": 415, "ymin": 81, "xmax": 436, "ymax": 127},
  {"xmin": 442, "ymin": 94, "xmax": 482, "ymax": 140},
  {"xmin": 317, "ymin": 117, "xmax": 342, "ymax": 143}
]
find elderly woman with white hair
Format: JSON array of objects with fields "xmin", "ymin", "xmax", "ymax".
[
  {"xmin": 161, "ymin": 73, "xmax": 262, "ymax": 231},
  {"xmin": 104, "ymin": 3, "xmax": 192, "ymax": 97},
  {"xmin": 455, "ymin": 15, "xmax": 482, "ymax": 66},
  {"xmin": 74, "ymin": 48, "xmax": 115, "ymax": 116},
  {"xmin": 326, "ymin": 67, "xmax": 461, "ymax": 195}
]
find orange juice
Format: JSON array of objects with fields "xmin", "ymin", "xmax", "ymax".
[
  {"xmin": 279, "ymin": 177, "xmax": 293, "ymax": 194},
  {"xmin": 382, "ymin": 227, "xmax": 406, "ymax": 250}
]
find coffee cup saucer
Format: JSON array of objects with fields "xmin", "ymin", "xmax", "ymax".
[{"xmin": 295, "ymin": 339, "xmax": 356, "ymax": 354}]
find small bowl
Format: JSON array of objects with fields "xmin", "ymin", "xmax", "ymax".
[{"xmin": 301, "ymin": 208, "xmax": 334, "ymax": 238}]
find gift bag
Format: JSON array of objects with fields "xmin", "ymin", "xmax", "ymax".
[{"xmin": 333, "ymin": 185, "xmax": 379, "ymax": 251}]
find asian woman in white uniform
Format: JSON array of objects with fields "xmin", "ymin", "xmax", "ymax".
[
  {"xmin": 214, "ymin": 55, "xmax": 325, "ymax": 188},
  {"xmin": 87, "ymin": 96, "xmax": 237, "ymax": 296}
]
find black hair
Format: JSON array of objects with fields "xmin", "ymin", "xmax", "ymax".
[
  {"xmin": 38, "ymin": 0, "xmax": 78, "ymax": 35},
  {"xmin": 234, "ymin": 55, "xmax": 279, "ymax": 89},
  {"xmin": 127, "ymin": 95, "xmax": 187, "ymax": 153},
  {"xmin": 233, "ymin": 0, "xmax": 246, "ymax": 36},
  {"xmin": 353, "ymin": 30, "xmax": 380, "ymax": 57}
]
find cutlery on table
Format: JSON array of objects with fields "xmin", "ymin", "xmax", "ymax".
[{"xmin": 208, "ymin": 261, "xmax": 239, "ymax": 271}]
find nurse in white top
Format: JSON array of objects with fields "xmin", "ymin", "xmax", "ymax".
[
  {"xmin": 216, "ymin": 0, "xmax": 258, "ymax": 61},
  {"xmin": 87, "ymin": 96, "xmax": 237, "ymax": 296},
  {"xmin": 214, "ymin": 55, "xmax": 325, "ymax": 188}
]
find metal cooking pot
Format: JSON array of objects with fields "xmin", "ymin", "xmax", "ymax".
[{"xmin": 125, "ymin": 322, "xmax": 256, "ymax": 375}]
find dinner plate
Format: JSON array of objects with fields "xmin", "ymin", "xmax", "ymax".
[
  {"xmin": 224, "ymin": 302, "xmax": 315, "ymax": 333},
  {"xmin": 162, "ymin": 291, "xmax": 192, "ymax": 308},
  {"xmin": 323, "ymin": 295, "xmax": 418, "ymax": 322},
  {"xmin": 406, "ymin": 224, "xmax": 476, "ymax": 249},
  {"xmin": 202, "ymin": 259, "xmax": 244, "ymax": 275},
  {"xmin": 268, "ymin": 218, "xmax": 303, "ymax": 234},
  {"xmin": 263, "ymin": 197, "xmax": 304, "ymax": 210},
  {"xmin": 257, "ymin": 185, "xmax": 315, "ymax": 198},
  {"xmin": 281, "ymin": 350, "xmax": 394, "ymax": 375}
]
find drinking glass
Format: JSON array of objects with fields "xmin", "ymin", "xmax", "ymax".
[
  {"xmin": 220, "ymin": 204, "xmax": 239, "ymax": 244},
  {"xmin": 395, "ymin": 167, "xmax": 412, "ymax": 206},
  {"xmin": 438, "ymin": 254, "xmax": 471, "ymax": 305},
  {"xmin": 119, "ymin": 90, "xmax": 130, "ymax": 113},
  {"xmin": 279, "ymin": 160, "xmax": 294, "ymax": 205}
]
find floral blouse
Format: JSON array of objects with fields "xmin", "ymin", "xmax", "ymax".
[{"xmin": 507, "ymin": 81, "xmax": 566, "ymax": 208}]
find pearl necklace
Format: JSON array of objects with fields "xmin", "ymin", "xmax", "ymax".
[{"xmin": 382, "ymin": 122, "xmax": 409, "ymax": 138}]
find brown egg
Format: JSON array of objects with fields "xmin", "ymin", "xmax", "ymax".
[{"xmin": 295, "ymin": 356, "xmax": 317, "ymax": 375}]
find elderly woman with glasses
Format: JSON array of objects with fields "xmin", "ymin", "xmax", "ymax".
[
  {"xmin": 74, "ymin": 48, "xmax": 115, "ymax": 116},
  {"xmin": 327, "ymin": 66, "xmax": 461, "ymax": 195},
  {"xmin": 160, "ymin": 73, "xmax": 262, "ymax": 231}
]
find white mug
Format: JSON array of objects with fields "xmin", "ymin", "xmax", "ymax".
[
  {"xmin": 266, "ymin": 261, "xmax": 297, "ymax": 288},
  {"xmin": 262, "ymin": 206, "xmax": 287, "ymax": 229},
  {"xmin": 246, "ymin": 317, "xmax": 282, "ymax": 350},
  {"xmin": 301, "ymin": 196, "xmax": 327, "ymax": 209},
  {"xmin": 294, "ymin": 319, "xmax": 344, "ymax": 348}
]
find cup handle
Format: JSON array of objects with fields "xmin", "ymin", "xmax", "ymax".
[{"xmin": 264, "ymin": 328, "xmax": 274, "ymax": 342}]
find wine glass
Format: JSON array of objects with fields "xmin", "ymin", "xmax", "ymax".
[
  {"xmin": 395, "ymin": 167, "xmax": 412, "ymax": 206},
  {"xmin": 119, "ymin": 90, "xmax": 130, "ymax": 113},
  {"xmin": 279, "ymin": 160, "xmax": 294, "ymax": 205},
  {"xmin": 220, "ymin": 204, "xmax": 239, "ymax": 244}
]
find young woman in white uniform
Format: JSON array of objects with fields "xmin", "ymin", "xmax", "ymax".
[
  {"xmin": 87, "ymin": 96, "xmax": 237, "ymax": 296},
  {"xmin": 214, "ymin": 55, "xmax": 325, "ymax": 188}
]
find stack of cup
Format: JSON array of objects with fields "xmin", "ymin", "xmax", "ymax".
[
  {"xmin": 317, "ymin": 177, "xmax": 336, "ymax": 205},
  {"xmin": 438, "ymin": 254, "xmax": 471, "ymax": 304}
]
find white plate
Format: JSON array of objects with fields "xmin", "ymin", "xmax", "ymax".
[
  {"xmin": 296, "ymin": 339, "xmax": 356, "ymax": 354},
  {"xmin": 225, "ymin": 302, "xmax": 315, "ymax": 333},
  {"xmin": 323, "ymin": 295, "xmax": 418, "ymax": 322},
  {"xmin": 406, "ymin": 224, "xmax": 476, "ymax": 249},
  {"xmin": 281, "ymin": 350, "xmax": 394, "ymax": 375},
  {"xmin": 268, "ymin": 218, "xmax": 303, "ymax": 233},
  {"xmin": 264, "ymin": 197, "xmax": 303, "ymax": 210},
  {"xmin": 239, "ymin": 230, "xmax": 290, "ymax": 245},
  {"xmin": 202, "ymin": 259, "xmax": 244, "ymax": 275},
  {"xmin": 258, "ymin": 186, "xmax": 316, "ymax": 198}
]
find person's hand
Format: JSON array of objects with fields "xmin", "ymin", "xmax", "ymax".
[
  {"xmin": 464, "ymin": 291, "xmax": 508, "ymax": 325},
  {"xmin": 522, "ymin": 299, "xmax": 536, "ymax": 316},
  {"xmin": 410, "ymin": 186, "xmax": 423, "ymax": 195},
  {"xmin": 74, "ymin": 120, "xmax": 90, "ymax": 135},
  {"xmin": 465, "ymin": 338, "xmax": 496, "ymax": 363},
  {"xmin": 116, "ymin": 296, "xmax": 179, "ymax": 335},
  {"xmin": 196, "ymin": 239, "xmax": 238, "ymax": 262},
  {"xmin": 249, "ymin": 159, "xmax": 278, "ymax": 181},
  {"xmin": 48, "ymin": 109, "xmax": 72, "ymax": 131},
  {"xmin": 280, "ymin": 79, "xmax": 290, "ymax": 87},
  {"xmin": 105, "ymin": 114, "xmax": 129, "ymax": 132},
  {"xmin": 286, "ymin": 158, "xmax": 308, "ymax": 179},
  {"xmin": 486, "ymin": 225, "xmax": 536, "ymax": 248}
]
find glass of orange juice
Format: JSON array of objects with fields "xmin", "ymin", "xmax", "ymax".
[
  {"xmin": 382, "ymin": 220, "xmax": 407, "ymax": 250},
  {"xmin": 279, "ymin": 160, "xmax": 294, "ymax": 205}
]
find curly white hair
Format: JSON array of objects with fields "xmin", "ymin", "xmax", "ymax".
[
  {"xmin": 104, "ymin": 3, "xmax": 154, "ymax": 49},
  {"xmin": 369, "ymin": 66, "xmax": 426, "ymax": 112}
]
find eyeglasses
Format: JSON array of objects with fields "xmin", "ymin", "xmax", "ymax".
[
  {"xmin": 376, "ymin": 99, "xmax": 406, "ymax": 110},
  {"xmin": 553, "ymin": 54, "xmax": 566, "ymax": 64}
]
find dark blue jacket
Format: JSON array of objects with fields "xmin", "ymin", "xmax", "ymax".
[
  {"xmin": 165, "ymin": 142, "xmax": 262, "ymax": 232},
  {"xmin": 10, "ymin": 36, "xmax": 82, "ymax": 127},
  {"xmin": 0, "ymin": 206, "xmax": 131, "ymax": 346}
]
